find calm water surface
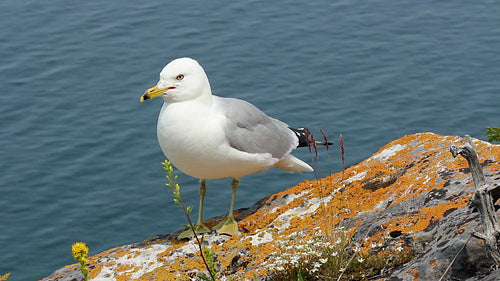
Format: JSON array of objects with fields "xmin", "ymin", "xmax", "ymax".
[{"xmin": 1, "ymin": 1, "xmax": 499, "ymax": 280}]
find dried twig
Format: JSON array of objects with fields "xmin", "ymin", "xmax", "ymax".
[
  {"xmin": 310, "ymin": 132, "xmax": 320, "ymax": 179},
  {"xmin": 339, "ymin": 134, "xmax": 345, "ymax": 180},
  {"xmin": 320, "ymin": 129, "xmax": 332, "ymax": 176},
  {"xmin": 450, "ymin": 135, "xmax": 500, "ymax": 264}
]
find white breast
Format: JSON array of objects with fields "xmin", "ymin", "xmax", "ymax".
[{"xmin": 157, "ymin": 100, "xmax": 278, "ymax": 180}]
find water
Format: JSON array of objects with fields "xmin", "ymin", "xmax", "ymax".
[{"xmin": 1, "ymin": 1, "xmax": 499, "ymax": 280}]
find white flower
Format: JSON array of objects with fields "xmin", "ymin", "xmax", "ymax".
[
  {"xmin": 308, "ymin": 250, "xmax": 320, "ymax": 257},
  {"xmin": 331, "ymin": 251, "xmax": 338, "ymax": 257},
  {"xmin": 357, "ymin": 258, "xmax": 365, "ymax": 263},
  {"xmin": 315, "ymin": 241, "xmax": 328, "ymax": 248},
  {"xmin": 319, "ymin": 258, "xmax": 328, "ymax": 264},
  {"xmin": 353, "ymin": 245, "xmax": 362, "ymax": 253}
]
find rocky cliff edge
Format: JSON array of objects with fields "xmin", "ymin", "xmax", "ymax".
[{"xmin": 43, "ymin": 133, "xmax": 500, "ymax": 281}]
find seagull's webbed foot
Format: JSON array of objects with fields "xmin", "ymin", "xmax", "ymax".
[
  {"xmin": 177, "ymin": 223, "xmax": 211, "ymax": 240},
  {"xmin": 213, "ymin": 214, "xmax": 238, "ymax": 236},
  {"xmin": 178, "ymin": 179, "xmax": 211, "ymax": 240},
  {"xmin": 213, "ymin": 179, "xmax": 240, "ymax": 236}
]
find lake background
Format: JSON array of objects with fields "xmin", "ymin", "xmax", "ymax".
[{"xmin": 1, "ymin": 1, "xmax": 499, "ymax": 280}]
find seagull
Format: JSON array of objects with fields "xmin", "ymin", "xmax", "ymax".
[{"xmin": 141, "ymin": 57, "xmax": 320, "ymax": 238}]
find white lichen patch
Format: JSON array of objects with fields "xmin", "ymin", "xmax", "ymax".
[
  {"xmin": 167, "ymin": 239, "xmax": 205, "ymax": 263},
  {"xmin": 270, "ymin": 190, "xmax": 309, "ymax": 213},
  {"xmin": 345, "ymin": 170, "xmax": 367, "ymax": 184},
  {"xmin": 274, "ymin": 205, "xmax": 307, "ymax": 230},
  {"xmin": 91, "ymin": 244, "xmax": 170, "ymax": 281},
  {"xmin": 373, "ymin": 192, "xmax": 395, "ymax": 210},
  {"xmin": 272, "ymin": 195, "xmax": 333, "ymax": 232},
  {"xmin": 305, "ymin": 195, "xmax": 333, "ymax": 214},
  {"xmin": 166, "ymin": 233, "xmax": 230, "ymax": 263},
  {"xmin": 92, "ymin": 265, "xmax": 116, "ymax": 281},
  {"xmin": 373, "ymin": 144, "xmax": 406, "ymax": 162},
  {"xmin": 247, "ymin": 230, "xmax": 274, "ymax": 246}
]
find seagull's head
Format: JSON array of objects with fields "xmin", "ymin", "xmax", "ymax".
[{"xmin": 140, "ymin": 57, "xmax": 211, "ymax": 103}]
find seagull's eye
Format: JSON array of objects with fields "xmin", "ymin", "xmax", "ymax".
[{"xmin": 176, "ymin": 74, "xmax": 184, "ymax": 81}]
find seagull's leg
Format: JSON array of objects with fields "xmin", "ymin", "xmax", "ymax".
[
  {"xmin": 178, "ymin": 179, "xmax": 211, "ymax": 239},
  {"xmin": 213, "ymin": 179, "xmax": 239, "ymax": 236}
]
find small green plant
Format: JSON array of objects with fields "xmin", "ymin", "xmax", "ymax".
[
  {"xmin": 485, "ymin": 127, "xmax": 500, "ymax": 143},
  {"xmin": 198, "ymin": 247, "xmax": 218, "ymax": 281},
  {"xmin": 163, "ymin": 160, "xmax": 217, "ymax": 281},
  {"xmin": 297, "ymin": 270, "xmax": 304, "ymax": 281},
  {"xmin": 71, "ymin": 242, "xmax": 89, "ymax": 281},
  {"xmin": 266, "ymin": 228, "xmax": 414, "ymax": 281}
]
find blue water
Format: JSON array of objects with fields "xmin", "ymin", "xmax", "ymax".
[{"xmin": 1, "ymin": 1, "xmax": 499, "ymax": 280}]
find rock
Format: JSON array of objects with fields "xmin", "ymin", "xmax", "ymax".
[{"xmin": 42, "ymin": 133, "xmax": 500, "ymax": 281}]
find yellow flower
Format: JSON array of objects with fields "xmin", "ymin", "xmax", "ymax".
[
  {"xmin": 72, "ymin": 242, "xmax": 89, "ymax": 260},
  {"xmin": 72, "ymin": 242, "xmax": 89, "ymax": 281},
  {"xmin": 0, "ymin": 273, "xmax": 11, "ymax": 281}
]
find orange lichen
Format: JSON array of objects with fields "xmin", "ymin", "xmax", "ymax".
[
  {"xmin": 456, "ymin": 224, "xmax": 468, "ymax": 234},
  {"xmin": 140, "ymin": 267, "xmax": 190, "ymax": 281},
  {"xmin": 151, "ymin": 134, "xmax": 496, "ymax": 279},
  {"xmin": 44, "ymin": 133, "xmax": 500, "ymax": 281},
  {"xmin": 114, "ymin": 264, "xmax": 136, "ymax": 273},
  {"xmin": 407, "ymin": 268, "xmax": 420, "ymax": 280},
  {"xmin": 430, "ymin": 259, "xmax": 438, "ymax": 269},
  {"xmin": 383, "ymin": 196, "xmax": 470, "ymax": 233}
]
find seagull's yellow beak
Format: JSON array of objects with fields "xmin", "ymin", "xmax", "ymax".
[{"xmin": 140, "ymin": 85, "xmax": 174, "ymax": 102}]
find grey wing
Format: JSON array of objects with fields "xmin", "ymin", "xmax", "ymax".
[{"xmin": 214, "ymin": 96, "xmax": 298, "ymax": 159}]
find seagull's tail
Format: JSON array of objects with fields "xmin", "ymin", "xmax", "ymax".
[
  {"xmin": 274, "ymin": 154, "xmax": 314, "ymax": 173},
  {"xmin": 289, "ymin": 127, "xmax": 332, "ymax": 148}
]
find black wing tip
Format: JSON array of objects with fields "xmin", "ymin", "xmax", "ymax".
[
  {"xmin": 289, "ymin": 127, "xmax": 309, "ymax": 147},
  {"xmin": 289, "ymin": 127, "xmax": 333, "ymax": 147}
]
